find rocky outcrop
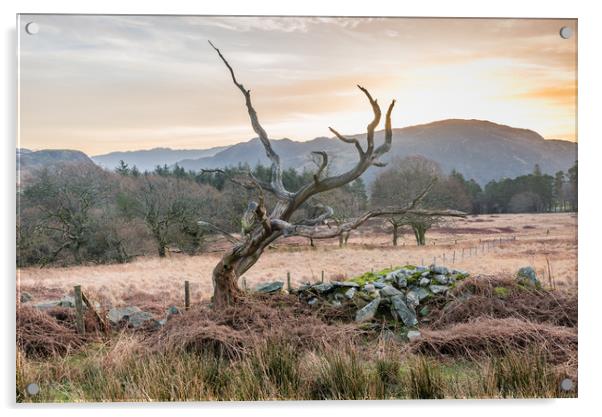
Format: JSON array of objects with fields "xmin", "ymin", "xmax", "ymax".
[{"xmin": 292, "ymin": 264, "xmax": 470, "ymax": 328}]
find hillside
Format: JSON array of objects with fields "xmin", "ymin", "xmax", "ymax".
[
  {"xmin": 92, "ymin": 146, "xmax": 229, "ymax": 172},
  {"xmin": 175, "ymin": 119, "xmax": 577, "ymax": 185},
  {"xmin": 18, "ymin": 148, "xmax": 93, "ymax": 171},
  {"xmin": 17, "ymin": 149, "xmax": 96, "ymax": 186}
]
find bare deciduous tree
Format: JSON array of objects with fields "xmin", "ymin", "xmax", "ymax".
[
  {"xmin": 202, "ymin": 42, "xmax": 464, "ymax": 308},
  {"xmin": 119, "ymin": 175, "xmax": 219, "ymax": 257},
  {"xmin": 20, "ymin": 164, "xmax": 117, "ymax": 265}
]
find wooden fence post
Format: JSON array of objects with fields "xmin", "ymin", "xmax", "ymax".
[
  {"xmin": 321, "ymin": 270, "xmax": 324, "ymax": 283},
  {"xmin": 287, "ymin": 272, "xmax": 292, "ymax": 292},
  {"xmin": 452, "ymin": 250, "xmax": 456, "ymax": 264},
  {"xmin": 73, "ymin": 285, "xmax": 85, "ymax": 335},
  {"xmin": 184, "ymin": 280, "xmax": 190, "ymax": 310}
]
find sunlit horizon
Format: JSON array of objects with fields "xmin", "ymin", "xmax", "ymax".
[{"xmin": 18, "ymin": 16, "xmax": 577, "ymax": 155}]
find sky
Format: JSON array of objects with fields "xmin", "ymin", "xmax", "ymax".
[{"xmin": 18, "ymin": 15, "xmax": 577, "ymax": 155}]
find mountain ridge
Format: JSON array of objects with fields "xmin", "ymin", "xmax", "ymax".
[
  {"xmin": 92, "ymin": 145, "xmax": 229, "ymax": 171},
  {"xmin": 175, "ymin": 119, "xmax": 577, "ymax": 185},
  {"xmin": 19, "ymin": 119, "xmax": 577, "ymax": 186}
]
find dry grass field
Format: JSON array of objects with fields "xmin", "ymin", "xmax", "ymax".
[
  {"xmin": 17, "ymin": 213, "xmax": 577, "ymax": 312},
  {"xmin": 16, "ymin": 212, "xmax": 578, "ymax": 401}
]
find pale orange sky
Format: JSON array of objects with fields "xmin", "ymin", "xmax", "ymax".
[{"xmin": 18, "ymin": 15, "xmax": 577, "ymax": 155}]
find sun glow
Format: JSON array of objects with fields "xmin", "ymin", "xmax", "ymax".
[{"xmin": 18, "ymin": 16, "xmax": 577, "ymax": 154}]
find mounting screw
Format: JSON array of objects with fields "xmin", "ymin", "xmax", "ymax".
[
  {"xmin": 560, "ymin": 378, "xmax": 574, "ymax": 391},
  {"xmin": 559, "ymin": 26, "xmax": 573, "ymax": 39},
  {"xmin": 26, "ymin": 383, "xmax": 40, "ymax": 396},
  {"xmin": 25, "ymin": 22, "xmax": 39, "ymax": 35}
]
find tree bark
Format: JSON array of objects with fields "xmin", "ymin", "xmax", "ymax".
[
  {"xmin": 211, "ymin": 259, "xmax": 242, "ymax": 309},
  {"xmin": 392, "ymin": 224, "xmax": 399, "ymax": 246},
  {"xmin": 412, "ymin": 224, "xmax": 427, "ymax": 246}
]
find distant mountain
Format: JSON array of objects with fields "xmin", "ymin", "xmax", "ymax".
[
  {"xmin": 92, "ymin": 146, "xmax": 229, "ymax": 172},
  {"xmin": 175, "ymin": 119, "xmax": 577, "ymax": 185},
  {"xmin": 17, "ymin": 149, "xmax": 94, "ymax": 171},
  {"xmin": 17, "ymin": 149, "xmax": 96, "ymax": 185}
]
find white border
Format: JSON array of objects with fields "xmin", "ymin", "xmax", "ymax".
[{"xmin": 2, "ymin": 1, "xmax": 600, "ymax": 416}]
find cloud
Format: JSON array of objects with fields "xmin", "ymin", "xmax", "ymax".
[
  {"xmin": 18, "ymin": 15, "xmax": 577, "ymax": 154},
  {"xmin": 513, "ymin": 84, "xmax": 577, "ymax": 106}
]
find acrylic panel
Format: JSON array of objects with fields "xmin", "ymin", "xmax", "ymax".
[{"xmin": 16, "ymin": 15, "xmax": 578, "ymax": 402}]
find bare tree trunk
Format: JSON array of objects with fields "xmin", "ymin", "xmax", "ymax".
[
  {"xmin": 211, "ymin": 258, "xmax": 243, "ymax": 309},
  {"xmin": 392, "ymin": 224, "xmax": 399, "ymax": 246},
  {"xmin": 338, "ymin": 231, "xmax": 350, "ymax": 247},
  {"xmin": 412, "ymin": 224, "xmax": 427, "ymax": 246}
]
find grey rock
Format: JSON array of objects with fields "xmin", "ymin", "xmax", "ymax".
[
  {"xmin": 383, "ymin": 272, "xmax": 397, "ymax": 282},
  {"xmin": 390, "ymin": 295, "xmax": 418, "ymax": 326},
  {"xmin": 421, "ymin": 271, "xmax": 431, "ymax": 277},
  {"xmin": 379, "ymin": 285, "xmax": 403, "ymax": 298},
  {"xmin": 363, "ymin": 283, "xmax": 375, "ymax": 292},
  {"xmin": 452, "ymin": 269, "xmax": 468, "ymax": 276},
  {"xmin": 308, "ymin": 297, "xmax": 318, "ymax": 306},
  {"xmin": 108, "ymin": 306, "xmax": 142, "ymax": 324},
  {"xmin": 407, "ymin": 287, "xmax": 430, "ymax": 304},
  {"xmin": 516, "ymin": 266, "xmax": 541, "ymax": 288},
  {"xmin": 373, "ymin": 282, "xmax": 386, "ymax": 289},
  {"xmin": 419, "ymin": 306, "xmax": 430, "ymax": 317},
  {"xmin": 433, "ymin": 274, "xmax": 449, "ymax": 285},
  {"xmin": 58, "ymin": 296, "xmax": 75, "ymax": 308},
  {"xmin": 313, "ymin": 282, "xmax": 334, "ymax": 293},
  {"xmin": 406, "ymin": 291, "xmax": 420, "ymax": 308},
  {"xmin": 344, "ymin": 287, "xmax": 357, "ymax": 299},
  {"xmin": 431, "ymin": 265, "xmax": 449, "ymax": 275},
  {"xmin": 355, "ymin": 298, "xmax": 380, "ymax": 322},
  {"xmin": 20, "ymin": 292, "xmax": 32, "ymax": 303},
  {"xmin": 407, "ymin": 330, "xmax": 421, "ymax": 342},
  {"xmin": 331, "ymin": 300, "xmax": 342, "ymax": 307},
  {"xmin": 419, "ymin": 277, "xmax": 431, "ymax": 287},
  {"xmin": 429, "ymin": 285, "xmax": 449, "ymax": 295},
  {"xmin": 127, "ymin": 311, "xmax": 159, "ymax": 329},
  {"xmin": 397, "ymin": 276, "xmax": 408, "ymax": 288},
  {"xmin": 33, "ymin": 300, "xmax": 60, "ymax": 310},
  {"xmin": 416, "ymin": 266, "xmax": 428, "ymax": 272},
  {"xmin": 255, "ymin": 281, "xmax": 284, "ymax": 293},
  {"xmin": 332, "ymin": 281, "xmax": 360, "ymax": 288}
]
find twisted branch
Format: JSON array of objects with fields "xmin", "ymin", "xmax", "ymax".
[{"xmin": 209, "ymin": 41, "xmax": 293, "ymax": 201}]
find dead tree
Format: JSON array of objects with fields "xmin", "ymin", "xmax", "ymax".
[{"xmin": 202, "ymin": 42, "xmax": 464, "ymax": 308}]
